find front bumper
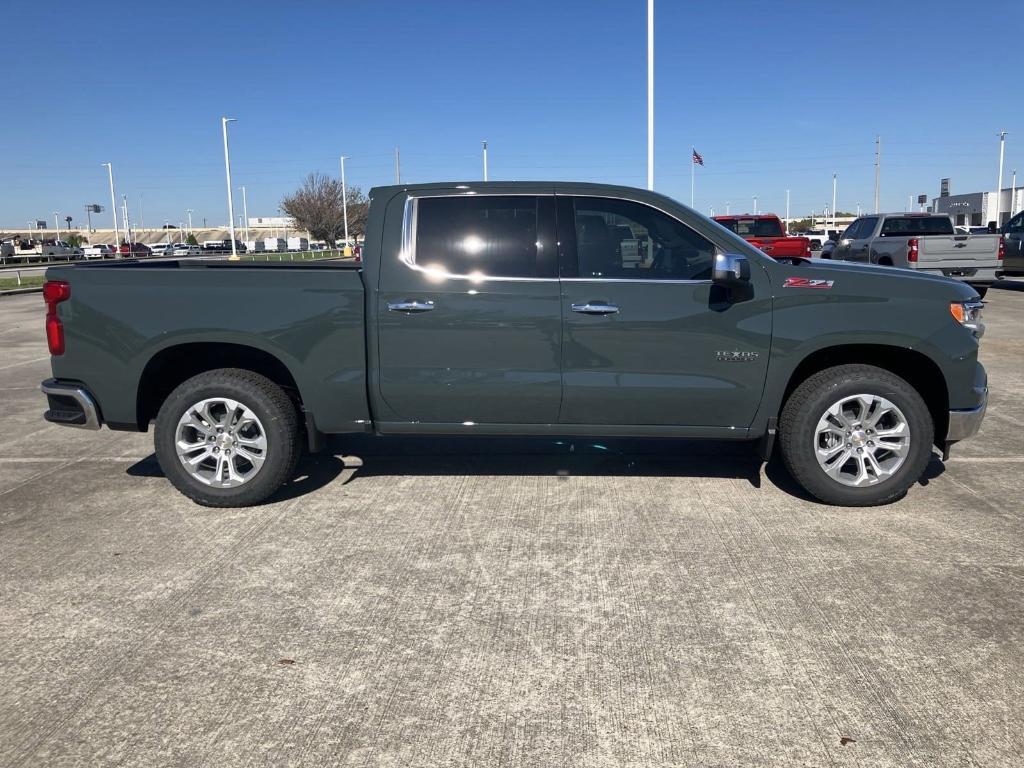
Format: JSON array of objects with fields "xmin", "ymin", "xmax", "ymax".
[
  {"xmin": 41, "ymin": 378, "xmax": 102, "ymax": 430},
  {"xmin": 947, "ymin": 387, "xmax": 987, "ymax": 442}
]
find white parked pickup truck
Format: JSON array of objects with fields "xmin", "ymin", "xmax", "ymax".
[{"xmin": 830, "ymin": 213, "xmax": 1004, "ymax": 297}]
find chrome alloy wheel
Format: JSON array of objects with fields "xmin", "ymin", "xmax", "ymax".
[
  {"xmin": 174, "ymin": 397, "xmax": 267, "ymax": 487},
  {"xmin": 813, "ymin": 394, "xmax": 910, "ymax": 487}
]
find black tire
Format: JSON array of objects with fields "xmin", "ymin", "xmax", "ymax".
[
  {"xmin": 970, "ymin": 285, "xmax": 988, "ymax": 299},
  {"xmin": 779, "ymin": 364, "xmax": 934, "ymax": 506},
  {"xmin": 154, "ymin": 368, "xmax": 300, "ymax": 507}
]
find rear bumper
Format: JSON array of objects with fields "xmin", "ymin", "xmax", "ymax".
[
  {"xmin": 947, "ymin": 387, "xmax": 987, "ymax": 442},
  {"xmin": 40, "ymin": 378, "xmax": 102, "ymax": 430}
]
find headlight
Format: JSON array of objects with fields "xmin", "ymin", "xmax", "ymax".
[{"xmin": 949, "ymin": 300, "xmax": 985, "ymax": 337}]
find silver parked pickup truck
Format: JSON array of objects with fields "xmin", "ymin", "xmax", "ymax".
[{"xmin": 831, "ymin": 213, "xmax": 1003, "ymax": 297}]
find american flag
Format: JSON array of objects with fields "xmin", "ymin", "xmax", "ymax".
[{"xmin": 692, "ymin": 149, "xmax": 704, "ymax": 166}]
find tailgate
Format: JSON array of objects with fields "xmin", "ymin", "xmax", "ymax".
[
  {"xmin": 918, "ymin": 235, "xmax": 1000, "ymax": 270},
  {"xmin": 747, "ymin": 237, "xmax": 808, "ymax": 257}
]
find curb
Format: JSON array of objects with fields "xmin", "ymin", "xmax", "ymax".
[{"xmin": 0, "ymin": 287, "xmax": 43, "ymax": 298}]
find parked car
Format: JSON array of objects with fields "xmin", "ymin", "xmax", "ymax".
[
  {"xmin": 796, "ymin": 229, "xmax": 835, "ymax": 251},
  {"xmin": 173, "ymin": 244, "xmax": 202, "ymax": 257},
  {"xmin": 286, "ymin": 236, "xmax": 309, "ymax": 252},
  {"xmin": 262, "ymin": 238, "xmax": 286, "ymax": 253},
  {"xmin": 1, "ymin": 239, "xmax": 17, "ymax": 263},
  {"xmin": 996, "ymin": 210, "xmax": 1024, "ymax": 275},
  {"xmin": 116, "ymin": 242, "xmax": 153, "ymax": 258},
  {"xmin": 41, "ymin": 240, "xmax": 83, "ymax": 260},
  {"xmin": 712, "ymin": 215, "xmax": 811, "ymax": 259},
  {"xmin": 40, "ymin": 181, "xmax": 987, "ymax": 509},
  {"xmin": 149, "ymin": 242, "xmax": 175, "ymax": 257},
  {"xmin": 830, "ymin": 213, "xmax": 1003, "ymax": 297},
  {"xmin": 201, "ymin": 240, "xmax": 247, "ymax": 254},
  {"xmin": 82, "ymin": 244, "xmax": 116, "ymax": 259}
]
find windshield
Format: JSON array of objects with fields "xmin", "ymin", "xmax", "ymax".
[{"xmin": 715, "ymin": 218, "xmax": 784, "ymax": 237}]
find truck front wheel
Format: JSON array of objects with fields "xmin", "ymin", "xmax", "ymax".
[
  {"xmin": 154, "ymin": 369, "xmax": 300, "ymax": 507},
  {"xmin": 779, "ymin": 365, "xmax": 934, "ymax": 506}
]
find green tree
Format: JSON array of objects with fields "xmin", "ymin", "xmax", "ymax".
[
  {"xmin": 186, "ymin": 233, "xmax": 198, "ymax": 246},
  {"xmin": 64, "ymin": 233, "xmax": 85, "ymax": 248}
]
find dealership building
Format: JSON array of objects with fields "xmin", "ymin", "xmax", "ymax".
[{"xmin": 931, "ymin": 184, "xmax": 1023, "ymax": 228}]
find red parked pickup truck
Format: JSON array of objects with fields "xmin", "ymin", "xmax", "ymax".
[{"xmin": 713, "ymin": 215, "xmax": 811, "ymax": 259}]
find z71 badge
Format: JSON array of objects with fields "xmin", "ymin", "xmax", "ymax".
[{"xmin": 783, "ymin": 277, "xmax": 834, "ymax": 289}]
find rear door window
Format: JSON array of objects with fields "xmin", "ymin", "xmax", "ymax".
[{"xmin": 414, "ymin": 196, "xmax": 551, "ymax": 278}]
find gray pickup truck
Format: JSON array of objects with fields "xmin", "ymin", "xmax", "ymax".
[
  {"xmin": 829, "ymin": 213, "xmax": 1004, "ymax": 297},
  {"xmin": 40, "ymin": 182, "xmax": 988, "ymax": 508}
]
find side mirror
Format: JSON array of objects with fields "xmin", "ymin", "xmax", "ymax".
[
  {"xmin": 987, "ymin": 221, "xmax": 998, "ymax": 234},
  {"xmin": 713, "ymin": 253, "xmax": 750, "ymax": 285}
]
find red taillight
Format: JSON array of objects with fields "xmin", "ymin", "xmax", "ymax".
[
  {"xmin": 43, "ymin": 280, "xmax": 70, "ymax": 355},
  {"xmin": 907, "ymin": 237, "xmax": 919, "ymax": 263},
  {"xmin": 998, "ymin": 236, "xmax": 1005, "ymax": 261}
]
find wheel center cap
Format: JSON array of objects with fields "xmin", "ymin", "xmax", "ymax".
[
  {"xmin": 851, "ymin": 430, "xmax": 868, "ymax": 448},
  {"xmin": 216, "ymin": 433, "xmax": 235, "ymax": 449}
]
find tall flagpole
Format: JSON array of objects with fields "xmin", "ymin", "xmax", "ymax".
[{"xmin": 646, "ymin": 0, "xmax": 654, "ymax": 190}]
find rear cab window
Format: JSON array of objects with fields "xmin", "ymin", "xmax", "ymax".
[
  {"xmin": 880, "ymin": 216, "xmax": 954, "ymax": 236},
  {"xmin": 716, "ymin": 218, "xmax": 784, "ymax": 237}
]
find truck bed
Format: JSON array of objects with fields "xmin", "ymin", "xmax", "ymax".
[{"xmin": 45, "ymin": 259, "xmax": 369, "ymax": 433}]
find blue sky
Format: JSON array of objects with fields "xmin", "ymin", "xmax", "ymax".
[{"xmin": 3, "ymin": 0, "xmax": 1021, "ymax": 229}]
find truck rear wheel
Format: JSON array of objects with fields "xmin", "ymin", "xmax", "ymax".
[
  {"xmin": 779, "ymin": 365, "xmax": 934, "ymax": 506},
  {"xmin": 154, "ymin": 369, "xmax": 300, "ymax": 507}
]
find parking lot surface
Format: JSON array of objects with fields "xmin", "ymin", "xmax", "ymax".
[{"xmin": 2, "ymin": 283, "xmax": 1023, "ymax": 767}]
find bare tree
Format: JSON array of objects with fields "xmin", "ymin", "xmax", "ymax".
[{"xmin": 281, "ymin": 172, "xmax": 369, "ymax": 245}]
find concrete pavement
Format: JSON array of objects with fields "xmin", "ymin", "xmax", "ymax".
[{"xmin": 1, "ymin": 283, "xmax": 1023, "ymax": 767}]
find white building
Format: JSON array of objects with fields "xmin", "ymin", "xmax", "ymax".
[{"xmin": 932, "ymin": 187, "xmax": 1023, "ymax": 228}]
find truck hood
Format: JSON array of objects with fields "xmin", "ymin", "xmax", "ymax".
[{"xmin": 770, "ymin": 257, "xmax": 979, "ymax": 300}]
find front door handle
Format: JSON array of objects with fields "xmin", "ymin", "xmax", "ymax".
[
  {"xmin": 571, "ymin": 302, "xmax": 619, "ymax": 315},
  {"xmin": 387, "ymin": 300, "xmax": 436, "ymax": 313}
]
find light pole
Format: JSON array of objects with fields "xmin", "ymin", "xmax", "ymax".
[
  {"xmin": 121, "ymin": 195, "xmax": 131, "ymax": 243},
  {"xmin": 339, "ymin": 155, "xmax": 350, "ymax": 254},
  {"xmin": 186, "ymin": 209, "xmax": 193, "ymax": 236},
  {"xmin": 482, "ymin": 140, "xmax": 488, "ymax": 181},
  {"xmin": 221, "ymin": 117, "xmax": 239, "ymax": 260},
  {"xmin": 1012, "ymin": 169, "xmax": 1018, "ymax": 215},
  {"xmin": 725, "ymin": 201, "xmax": 730, "ymax": 215},
  {"xmin": 753, "ymin": 195, "xmax": 758, "ymax": 214},
  {"xmin": 874, "ymin": 135, "xmax": 881, "ymax": 214},
  {"xmin": 832, "ymin": 173, "xmax": 837, "ymax": 232},
  {"xmin": 394, "ymin": 146, "xmax": 401, "ymax": 184},
  {"xmin": 785, "ymin": 189, "xmax": 790, "ymax": 225},
  {"xmin": 646, "ymin": 0, "xmax": 654, "ymax": 190},
  {"xmin": 53, "ymin": 212, "xmax": 60, "ymax": 239},
  {"xmin": 995, "ymin": 130, "xmax": 1007, "ymax": 226},
  {"xmin": 856, "ymin": 202, "xmax": 862, "ymax": 216},
  {"xmin": 239, "ymin": 186, "xmax": 249, "ymax": 246},
  {"xmin": 102, "ymin": 162, "xmax": 119, "ymax": 245}
]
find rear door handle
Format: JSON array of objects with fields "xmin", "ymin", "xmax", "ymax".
[
  {"xmin": 387, "ymin": 300, "xmax": 435, "ymax": 313},
  {"xmin": 571, "ymin": 302, "xmax": 619, "ymax": 315}
]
